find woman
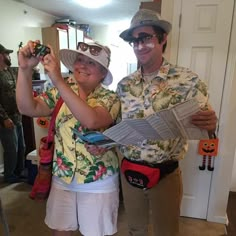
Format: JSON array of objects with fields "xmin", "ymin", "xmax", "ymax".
[{"xmin": 16, "ymin": 41, "xmax": 121, "ymax": 236}]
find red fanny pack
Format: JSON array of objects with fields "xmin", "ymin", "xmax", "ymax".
[
  {"xmin": 121, "ymin": 158, "xmax": 161, "ymax": 189},
  {"xmin": 121, "ymin": 158, "xmax": 179, "ymax": 190}
]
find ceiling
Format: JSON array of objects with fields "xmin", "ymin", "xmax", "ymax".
[{"xmin": 15, "ymin": 0, "xmax": 152, "ymax": 26}]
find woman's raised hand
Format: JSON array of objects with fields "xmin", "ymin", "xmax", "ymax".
[
  {"xmin": 18, "ymin": 40, "xmax": 41, "ymax": 71},
  {"xmin": 41, "ymin": 45, "xmax": 63, "ymax": 86}
]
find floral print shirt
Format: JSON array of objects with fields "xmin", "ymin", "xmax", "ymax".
[
  {"xmin": 40, "ymin": 77, "xmax": 121, "ymax": 184},
  {"xmin": 116, "ymin": 59, "xmax": 209, "ymax": 164}
]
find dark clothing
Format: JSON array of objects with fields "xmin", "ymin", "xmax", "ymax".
[
  {"xmin": 0, "ymin": 123, "xmax": 25, "ymax": 179},
  {"xmin": 0, "ymin": 67, "xmax": 22, "ymax": 125},
  {"xmin": 0, "ymin": 67, "xmax": 25, "ymax": 182}
]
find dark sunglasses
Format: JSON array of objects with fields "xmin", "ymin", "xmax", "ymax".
[
  {"xmin": 128, "ymin": 33, "xmax": 157, "ymax": 47},
  {"xmin": 77, "ymin": 42, "xmax": 103, "ymax": 56}
]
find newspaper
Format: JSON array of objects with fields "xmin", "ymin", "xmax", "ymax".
[{"xmin": 72, "ymin": 99, "xmax": 209, "ymax": 148}]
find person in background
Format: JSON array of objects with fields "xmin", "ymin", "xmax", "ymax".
[
  {"xmin": 117, "ymin": 9, "xmax": 217, "ymax": 236},
  {"xmin": 0, "ymin": 44, "xmax": 26, "ymax": 184},
  {"xmin": 16, "ymin": 41, "xmax": 120, "ymax": 236}
]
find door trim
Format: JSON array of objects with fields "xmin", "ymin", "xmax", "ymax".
[
  {"xmin": 169, "ymin": 0, "xmax": 182, "ymax": 65},
  {"xmin": 207, "ymin": 0, "xmax": 236, "ymax": 223}
]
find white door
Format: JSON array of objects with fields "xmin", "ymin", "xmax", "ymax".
[
  {"xmin": 68, "ymin": 26, "xmax": 77, "ymax": 50},
  {"xmin": 175, "ymin": 0, "xmax": 234, "ymax": 218},
  {"xmin": 58, "ymin": 29, "xmax": 69, "ymax": 74}
]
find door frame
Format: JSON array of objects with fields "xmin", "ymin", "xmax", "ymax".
[
  {"xmin": 207, "ymin": 0, "xmax": 236, "ymax": 223},
  {"xmin": 162, "ymin": 0, "xmax": 236, "ymax": 223}
]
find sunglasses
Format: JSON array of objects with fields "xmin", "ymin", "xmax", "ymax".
[
  {"xmin": 128, "ymin": 33, "xmax": 157, "ymax": 47},
  {"xmin": 77, "ymin": 42, "xmax": 103, "ymax": 56}
]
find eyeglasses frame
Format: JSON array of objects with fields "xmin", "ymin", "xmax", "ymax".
[{"xmin": 128, "ymin": 33, "xmax": 158, "ymax": 47}]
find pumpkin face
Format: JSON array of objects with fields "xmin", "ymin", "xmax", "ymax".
[
  {"xmin": 198, "ymin": 139, "xmax": 219, "ymax": 156},
  {"xmin": 36, "ymin": 117, "xmax": 49, "ymax": 129}
]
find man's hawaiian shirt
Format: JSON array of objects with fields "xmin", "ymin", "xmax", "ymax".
[{"xmin": 116, "ymin": 59, "xmax": 209, "ymax": 164}]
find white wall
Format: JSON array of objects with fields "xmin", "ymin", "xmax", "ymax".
[
  {"xmin": 0, "ymin": 0, "xmax": 56, "ymax": 166},
  {"xmin": 231, "ymin": 150, "xmax": 236, "ymax": 191},
  {"xmin": 229, "ymin": 56, "xmax": 236, "ymax": 192},
  {"xmin": 0, "ymin": 0, "xmax": 56, "ymax": 66}
]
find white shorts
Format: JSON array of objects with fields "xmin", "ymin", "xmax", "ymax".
[{"xmin": 45, "ymin": 185, "xmax": 119, "ymax": 236}]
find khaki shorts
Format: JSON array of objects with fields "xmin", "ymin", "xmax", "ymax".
[{"xmin": 45, "ymin": 185, "xmax": 119, "ymax": 236}]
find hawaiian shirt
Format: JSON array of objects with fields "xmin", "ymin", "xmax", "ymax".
[
  {"xmin": 40, "ymin": 78, "xmax": 121, "ymax": 184},
  {"xmin": 116, "ymin": 59, "xmax": 209, "ymax": 164},
  {"xmin": 0, "ymin": 67, "xmax": 22, "ymax": 126}
]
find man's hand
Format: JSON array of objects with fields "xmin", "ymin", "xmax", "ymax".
[
  {"xmin": 3, "ymin": 118, "xmax": 14, "ymax": 129},
  {"xmin": 191, "ymin": 110, "xmax": 217, "ymax": 132}
]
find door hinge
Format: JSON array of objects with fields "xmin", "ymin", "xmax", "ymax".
[{"xmin": 179, "ymin": 14, "xmax": 182, "ymax": 28}]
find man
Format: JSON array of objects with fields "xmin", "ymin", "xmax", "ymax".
[
  {"xmin": 117, "ymin": 9, "xmax": 217, "ymax": 236},
  {"xmin": 0, "ymin": 44, "xmax": 25, "ymax": 183}
]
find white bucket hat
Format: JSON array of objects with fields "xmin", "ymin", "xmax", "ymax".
[
  {"xmin": 59, "ymin": 42, "xmax": 113, "ymax": 86},
  {"xmin": 120, "ymin": 9, "xmax": 172, "ymax": 41}
]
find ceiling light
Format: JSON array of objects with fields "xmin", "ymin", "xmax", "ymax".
[{"xmin": 75, "ymin": 0, "xmax": 112, "ymax": 9}]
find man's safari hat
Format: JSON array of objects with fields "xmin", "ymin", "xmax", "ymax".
[
  {"xmin": 120, "ymin": 9, "xmax": 172, "ymax": 41},
  {"xmin": 0, "ymin": 44, "xmax": 13, "ymax": 54},
  {"xmin": 59, "ymin": 42, "xmax": 113, "ymax": 86}
]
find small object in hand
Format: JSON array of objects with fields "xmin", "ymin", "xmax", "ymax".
[{"xmin": 32, "ymin": 42, "xmax": 50, "ymax": 57}]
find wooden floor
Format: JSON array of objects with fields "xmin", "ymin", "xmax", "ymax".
[{"xmin": 226, "ymin": 191, "xmax": 236, "ymax": 236}]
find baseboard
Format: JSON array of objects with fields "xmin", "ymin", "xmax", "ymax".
[{"xmin": 207, "ymin": 215, "xmax": 228, "ymax": 224}]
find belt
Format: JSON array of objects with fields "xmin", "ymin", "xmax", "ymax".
[{"xmin": 158, "ymin": 161, "xmax": 179, "ymax": 178}]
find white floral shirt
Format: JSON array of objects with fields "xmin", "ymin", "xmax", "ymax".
[{"xmin": 116, "ymin": 59, "xmax": 209, "ymax": 164}]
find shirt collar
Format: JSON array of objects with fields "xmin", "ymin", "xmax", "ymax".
[{"xmin": 133, "ymin": 58, "xmax": 171, "ymax": 85}]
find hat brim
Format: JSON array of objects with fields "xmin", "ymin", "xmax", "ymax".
[
  {"xmin": 119, "ymin": 20, "xmax": 172, "ymax": 41},
  {"xmin": 59, "ymin": 49, "xmax": 113, "ymax": 86},
  {"xmin": 5, "ymin": 49, "xmax": 13, "ymax": 54},
  {"xmin": 1, "ymin": 49, "xmax": 13, "ymax": 54}
]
